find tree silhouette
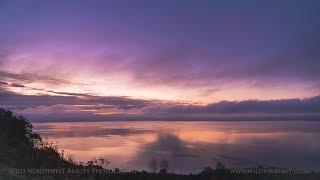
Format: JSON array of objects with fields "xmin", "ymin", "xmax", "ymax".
[
  {"xmin": 216, "ymin": 161, "xmax": 226, "ymax": 170},
  {"xmin": 159, "ymin": 159, "xmax": 169, "ymax": 174},
  {"xmin": 148, "ymin": 157, "xmax": 159, "ymax": 173}
]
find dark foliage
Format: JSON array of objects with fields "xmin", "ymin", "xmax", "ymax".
[{"xmin": 0, "ymin": 108, "xmax": 75, "ymax": 169}]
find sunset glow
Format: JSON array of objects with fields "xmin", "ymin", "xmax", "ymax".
[{"xmin": 0, "ymin": 0, "xmax": 319, "ymax": 120}]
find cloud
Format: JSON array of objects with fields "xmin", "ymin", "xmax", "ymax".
[
  {"xmin": 0, "ymin": 81, "xmax": 9, "ymax": 85},
  {"xmin": 21, "ymin": 104, "xmax": 82, "ymax": 115},
  {"xmin": 128, "ymin": 37, "xmax": 320, "ymax": 88},
  {"xmin": 0, "ymin": 70, "xmax": 72, "ymax": 86},
  {"xmin": 1, "ymin": 83, "xmax": 320, "ymax": 121},
  {"xmin": 0, "ymin": 90, "xmax": 152, "ymax": 109},
  {"xmin": 46, "ymin": 90, "xmax": 93, "ymax": 98},
  {"xmin": 10, "ymin": 83, "xmax": 25, "ymax": 87},
  {"xmin": 0, "ymin": 47, "xmax": 10, "ymax": 66},
  {"xmin": 1, "ymin": 0, "xmax": 320, "ymax": 92},
  {"xmin": 139, "ymin": 96, "xmax": 320, "ymax": 115},
  {"xmin": 0, "ymin": 88, "xmax": 154, "ymax": 120},
  {"xmin": 0, "ymin": 1, "xmax": 320, "ymax": 119}
]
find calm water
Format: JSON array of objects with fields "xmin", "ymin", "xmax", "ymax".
[{"xmin": 33, "ymin": 121, "xmax": 320, "ymax": 173}]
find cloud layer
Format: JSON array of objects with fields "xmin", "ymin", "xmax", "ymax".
[
  {"xmin": 1, "ymin": 78, "xmax": 319, "ymax": 120},
  {"xmin": 0, "ymin": 0, "xmax": 320, "ymax": 120},
  {"xmin": 0, "ymin": 0, "xmax": 320, "ymax": 103}
]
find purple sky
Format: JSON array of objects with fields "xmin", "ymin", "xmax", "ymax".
[{"xmin": 0, "ymin": 0, "xmax": 320, "ymax": 120}]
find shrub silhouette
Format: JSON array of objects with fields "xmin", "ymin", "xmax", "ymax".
[{"xmin": 0, "ymin": 108, "xmax": 76, "ymax": 169}]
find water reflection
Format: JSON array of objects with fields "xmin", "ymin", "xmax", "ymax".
[{"xmin": 33, "ymin": 121, "xmax": 320, "ymax": 173}]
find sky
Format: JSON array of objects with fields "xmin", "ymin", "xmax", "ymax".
[{"xmin": 0, "ymin": 0, "xmax": 320, "ymax": 120}]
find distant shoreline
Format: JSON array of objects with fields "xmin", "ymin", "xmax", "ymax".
[
  {"xmin": 25, "ymin": 112, "xmax": 320, "ymax": 123},
  {"xmin": 30, "ymin": 118, "xmax": 320, "ymax": 123}
]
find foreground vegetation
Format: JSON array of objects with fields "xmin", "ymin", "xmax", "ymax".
[{"xmin": 0, "ymin": 108, "xmax": 319, "ymax": 180}]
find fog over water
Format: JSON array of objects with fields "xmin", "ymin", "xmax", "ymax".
[{"xmin": 34, "ymin": 121, "xmax": 320, "ymax": 173}]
